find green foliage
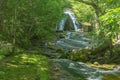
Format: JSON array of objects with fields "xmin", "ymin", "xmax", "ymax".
[
  {"xmin": 68, "ymin": 0, "xmax": 94, "ymax": 23},
  {"xmin": 100, "ymin": 0, "xmax": 120, "ymax": 11},
  {"xmin": 74, "ymin": 3, "xmax": 93, "ymax": 22},
  {"xmin": 0, "ymin": 0, "xmax": 66, "ymax": 48},
  {"xmin": 36, "ymin": 0, "xmax": 66, "ymax": 40},
  {"xmin": 0, "ymin": 41, "xmax": 13, "ymax": 59},
  {"xmin": 99, "ymin": 8, "xmax": 120, "ymax": 40}
]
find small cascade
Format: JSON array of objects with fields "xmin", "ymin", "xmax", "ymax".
[
  {"xmin": 57, "ymin": 18, "xmax": 66, "ymax": 31},
  {"xmin": 56, "ymin": 32, "xmax": 90, "ymax": 50},
  {"xmin": 56, "ymin": 10, "xmax": 81, "ymax": 31},
  {"xmin": 55, "ymin": 10, "xmax": 87, "ymax": 50},
  {"xmin": 65, "ymin": 32, "xmax": 71, "ymax": 39},
  {"xmin": 64, "ymin": 11, "xmax": 79, "ymax": 31}
]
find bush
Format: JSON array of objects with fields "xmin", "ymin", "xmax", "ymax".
[{"xmin": 0, "ymin": 41, "xmax": 13, "ymax": 59}]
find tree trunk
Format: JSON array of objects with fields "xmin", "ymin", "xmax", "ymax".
[{"xmin": 0, "ymin": 0, "xmax": 8, "ymax": 33}]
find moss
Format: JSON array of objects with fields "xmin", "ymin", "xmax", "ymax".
[
  {"xmin": 102, "ymin": 74, "xmax": 120, "ymax": 80},
  {"xmin": 0, "ymin": 53, "xmax": 49, "ymax": 80},
  {"xmin": 87, "ymin": 62, "xmax": 117, "ymax": 70}
]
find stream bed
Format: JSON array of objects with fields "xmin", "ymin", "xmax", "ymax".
[
  {"xmin": 49, "ymin": 10, "xmax": 120, "ymax": 80},
  {"xmin": 49, "ymin": 59, "xmax": 120, "ymax": 80}
]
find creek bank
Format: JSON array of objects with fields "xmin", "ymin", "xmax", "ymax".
[
  {"xmin": 102, "ymin": 74, "xmax": 120, "ymax": 80},
  {"xmin": 48, "ymin": 59, "xmax": 120, "ymax": 80},
  {"xmin": 41, "ymin": 42, "xmax": 120, "ymax": 80},
  {"xmin": 49, "ymin": 59, "xmax": 78, "ymax": 80},
  {"xmin": 46, "ymin": 32, "xmax": 120, "ymax": 64},
  {"xmin": 43, "ymin": 33, "xmax": 120, "ymax": 80}
]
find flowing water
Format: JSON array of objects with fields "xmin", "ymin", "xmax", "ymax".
[
  {"xmin": 51, "ymin": 10, "xmax": 120, "ymax": 80},
  {"xmin": 56, "ymin": 10, "xmax": 81, "ymax": 31},
  {"xmin": 56, "ymin": 18, "xmax": 67, "ymax": 31},
  {"xmin": 64, "ymin": 10, "xmax": 79, "ymax": 31},
  {"xmin": 50, "ymin": 59, "xmax": 120, "ymax": 80},
  {"xmin": 56, "ymin": 31, "xmax": 90, "ymax": 50}
]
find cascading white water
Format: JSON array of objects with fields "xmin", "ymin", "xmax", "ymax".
[
  {"xmin": 64, "ymin": 11, "xmax": 78, "ymax": 31},
  {"xmin": 65, "ymin": 32, "xmax": 71, "ymax": 39},
  {"xmin": 56, "ymin": 10, "xmax": 80, "ymax": 31},
  {"xmin": 58, "ymin": 18, "xmax": 66, "ymax": 31}
]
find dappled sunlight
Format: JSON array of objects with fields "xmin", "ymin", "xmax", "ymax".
[
  {"xmin": 0, "ymin": 0, "xmax": 120, "ymax": 80},
  {"xmin": 21, "ymin": 54, "xmax": 28, "ymax": 59},
  {"xmin": 0, "ymin": 53, "xmax": 49, "ymax": 80},
  {"xmin": 40, "ymin": 67, "xmax": 48, "ymax": 71},
  {"xmin": 7, "ymin": 63, "xmax": 18, "ymax": 68},
  {"xmin": 3, "ymin": 53, "xmax": 48, "ymax": 65},
  {"xmin": 87, "ymin": 62, "xmax": 117, "ymax": 70}
]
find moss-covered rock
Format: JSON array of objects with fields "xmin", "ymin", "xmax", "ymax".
[{"xmin": 103, "ymin": 75, "xmax": 120, "ymax": 80}]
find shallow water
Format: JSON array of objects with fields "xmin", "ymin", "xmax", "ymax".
[{"xmin": 51, "ymin": 59, "xmax": 120, "ymax": 80}]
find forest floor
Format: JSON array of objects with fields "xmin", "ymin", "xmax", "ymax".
[
  {"xmin": 0, "ymin": 39, "xmax": 120, "ymax": 80},
  {"xmin": 0, "ymin": 53, "xmax": 49, "ymax": 80}
]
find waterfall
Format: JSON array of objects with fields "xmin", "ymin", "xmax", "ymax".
[
  {"xmin": 56, "ymin": 10, "xmax": 81, "ymax": 31},
  {"xmin": 57, "ymin": 18, "xmax": 66, "ymax": 31},
  {"xmin": 64, "ymin": 11, "xmax": 79, "ymax": 31}
]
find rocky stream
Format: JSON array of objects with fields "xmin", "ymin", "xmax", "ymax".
[{"xmin": 46, "ymin": 10, "xmax": 120, "ymax": 80}]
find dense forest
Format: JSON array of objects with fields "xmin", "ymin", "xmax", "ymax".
[{"xmin": 0, "ymin": 0, "xmax": 120, "ymax": 80}]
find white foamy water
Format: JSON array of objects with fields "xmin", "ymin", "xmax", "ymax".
[{"xmin": 64, "ymin": 11, "xmax": 78, "ymax": 31}]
